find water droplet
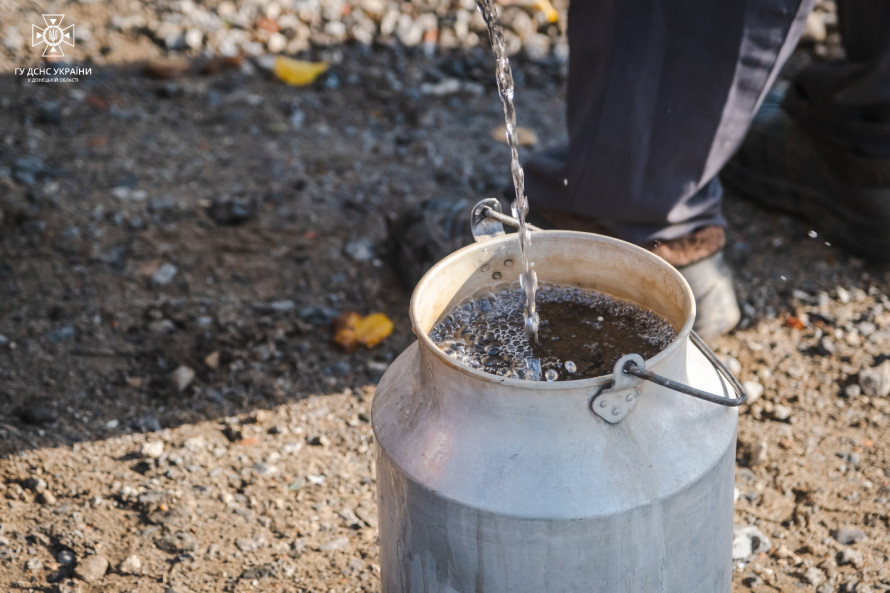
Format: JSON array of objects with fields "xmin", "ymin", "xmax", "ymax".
[
  {"xmin": 808, "ymin": 230, "xmax": 818, "ymax": 239},
  {"xmin": 492, "ymin": 271, "xmax": 502, "ymax": 279},
  {"xmin": 481, "ymin": 264, "xmax": 491, "ymax": 272},
  {"xmin": 565, "ymin": 360, "xmax": 577, "ymax": 373},
  {"xmin": 545, "ymin": 369, "xmax": 558, "ymax": 381},
  {"xmin": 504, "ymin": 259, "xmax": 513, "ymax": 267}
]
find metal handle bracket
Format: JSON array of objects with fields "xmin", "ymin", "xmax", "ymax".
[
  {"xmin": 590, "ymin": 354, "xmax": 645, "ymax": 424},
  {"xmin": 471, "ymin": 198, "xmax": 542, "ymax": 243},
  {"xmin": 590, "ymin": 332, "xmax": 747, "ymax": 424}
]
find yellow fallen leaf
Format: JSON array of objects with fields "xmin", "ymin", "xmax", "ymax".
[
  {"xmin": 354, "ymin": 313, "xmax": 394, "ymax": 348},
  {"xmin": 332, "ymin": 312, "xmax": 394, "ymax": 351},
  {"xmin": 534, "ymin": 0, "xmax": 559, "ymax": 23},
  {"xmin": 273, "ymin": 56, "xmax": 329, "ymax": 86},
  {"xmin": 501, "ymin": 0, "xmax": 559, "ymax": 23},
  {"xmin": 332, "ymin": 311, "xmax": 361, "ymax": 352}
]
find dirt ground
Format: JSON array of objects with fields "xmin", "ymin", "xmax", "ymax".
[{"xmin": 2, "ymin": 2, "xmax": 890, "ymax": 592}]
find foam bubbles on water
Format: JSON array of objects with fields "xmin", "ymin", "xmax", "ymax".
[{"xmin": 430, "ymin": 283, "xmax": 677, "ymax": 381}]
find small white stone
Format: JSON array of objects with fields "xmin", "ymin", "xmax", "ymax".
[
  {"xmin": 732, "ymin": 525, "xmax": 771, "ymax": 560},
  {"xmin": 859, "ymin": 360, "xmax": 890, "ymax": 397},
  {"xmin": 152, "ymin": 263, "xmax": 178, "ymax": 285},
  {"xmin": 140, "ymin": 440, "xmax": 164, "ymax": 459},
  {"xmin": 742, "ymin": 381, "xmax": 764, "ymax": 405},
  {"xmin": 170, "ymin": 365, "xmax": 195, "ymax": 392},
  {"xmin": 118, "ymin": 554, "xmax": 142, "ymax": 575}
]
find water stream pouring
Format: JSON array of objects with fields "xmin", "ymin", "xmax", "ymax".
[{"xmin": 373, "ymin": 220, "xmax": 746, "ymax": 592}]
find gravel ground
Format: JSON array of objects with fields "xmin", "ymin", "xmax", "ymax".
[{"xmin": 3, "ymin": 1, "xmax": 890, "ymax": 592}]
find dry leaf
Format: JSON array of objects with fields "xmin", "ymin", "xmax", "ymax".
[
  {"xmin": 491, "ymin": 125, "xmax": 537, "ymax": 147},
  {"xmin": 784, "ymin": 316, "xmax": 806, "ymax": 330},
  {"xmin": 273, "ymin": 56, "xmax": 329, "ymax": 86},
  {"xmin": 332, "ymin": 312, "xmax": 361, "ymax": 353},
  {"xmin": 354, "ymin": 313, "xmax": 394, "ymax": 348},
  {"xmin": 532, "ymin": 0, "xmax": 559, "ymax": 23},
  {"xmin": 500, "ymin": 0, "xmax": 559, "ymax": 23},
  {"xmin": 332, "ymin": 312, "xmax": 394, "ymax": 351}
]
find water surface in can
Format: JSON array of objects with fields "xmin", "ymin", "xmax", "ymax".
[{"xmin": 430, "ymin": 283, "xmax": 676, "ymax": 380}]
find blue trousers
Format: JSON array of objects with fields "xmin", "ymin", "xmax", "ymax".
[{"xmin": 524, "ymin": 0, "xmax": 890, "ymax": 244}]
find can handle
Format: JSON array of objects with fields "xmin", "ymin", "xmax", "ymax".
[
  {"xmin": 471, "ymin": 198, "xmax": 541, "ymax": 243},
  {"xmin": 622, "ymin": 330, "xmax": 748, "ymax": 407}
]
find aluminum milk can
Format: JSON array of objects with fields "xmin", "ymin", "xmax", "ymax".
[{"xmin": 373, "ymin": 229, "xmax": 745, "ymax": 593}]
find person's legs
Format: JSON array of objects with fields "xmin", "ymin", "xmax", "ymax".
[
  {"xmin": 722, "ymin": 0, "xmax": 890, "ymax": 260},
  {"xmin": 789, "ymin": 0, "xmax": 890, "ymax": 158},
  {"xmin": 524, "ymin": 0, "xmax": 814, "ymax": 245}
]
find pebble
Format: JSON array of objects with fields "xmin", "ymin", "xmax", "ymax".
[
  {"xmin": 858, "ymin": 360, "xmax": 890, "ymax": 396},
  {"xmin": 837, "ymin": 548, "xmax": 863, "ymax": 567},
  {"xmin": 845, "ymin": 383, "xmax": 862, "ymax": 398},
  {"xmin": 802, "ymin": 567, "xmax": 825, "ymax": 587},
  {"xmin": 834, "ymin": 526, "xmax": 867, "ymax": 545},
  {"xmin": 132, "ymin": 416, "xmax": 162, "ymax": 433},
  {"xmin": 56, "ymin": 549, "xmax": 76, "ymax": 565},
  {"xmin": 25, "ymin": 557, "xmax": 43, "ymax": 571},
  {"xmin": 270, "ymin": 300, "xmax": 296, "ymax": 312},
  {"xmin": 152, "ymin": 263, "xmax": 179, "ymax": 286},
  {"xmin": 772, "ymin": 404, "xmax": 792, "ymax": 422},
  {"xmin": 56, "ymin": 580, "xmax": 83, "ymax": 593},
  {"xmin": 319, "ymin": 536, "xmax": 349, "ymax": 551},
  {"xmin": 157, "ymin": 530, "xmax": 198, "ymax": 554},
  {"xmin": 742, "ymin": 381, "xmax": 764, "ymax": 405},
  {"xmin": 742, "ymin": 574, "xmax": 763, "ymax": 588},
  {"xmin": 732, "ymin": 525, "xmax": 771, "ymax": 560},
  {"xmin": 119, "ymin": 554, "xmax": 142, "ymax": 575},
  {"xmin": 345, "ymin": 238, "xmax": 375, "ymax": 262},
  {"xmin": 204, "ymin": 351, "xmax": 220, "ymax": 370},
  {"xmin": 149, "ymin": 319, "xmax": 176, "ymax": 335},
  {"xmin": 74, "ymin": 554, "xmax": 109, "ymax": 583},
  {"xmin": 13, "ymin": 155, "xmax": 47, "ymax": 186},
  {"xmin": 307, "ymin": 435, "xmax": 331, "ymax": 447},
  {"xmin": 24, "ymin": 477, "xmax": 48, "ymax": 493},
  {"xmin": 170, "ymin": 365, "xmax": 196, "ymax": 392},
  {"xmin": 207, "ymin": 196, "xmax": 255, "ymax": 225},
  {"xmin": 46, "ymin": 324, "xmax": 77, "ymax": 343},
  {"xmin": 38, "ymin": 490, "xmax": 57, "ymax": 505},
  {"xmin": 140, "ymin": 440, "xmax": 165, "ymax": 459},
  {"xmin": 235, "ymin": 537, "xmax": 264, "ymax": 553},
  {"xmin": 298, "ymin": 306, "xmax": 339, "ymax": 325}
]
